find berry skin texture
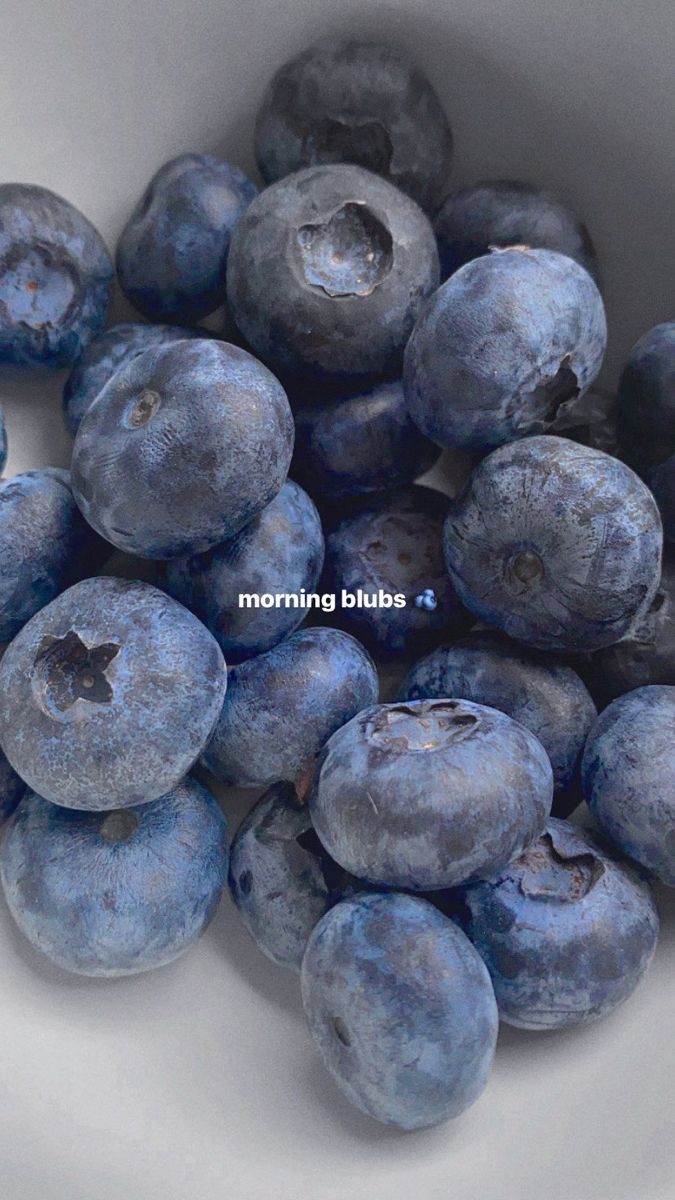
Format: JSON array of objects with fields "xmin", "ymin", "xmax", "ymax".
[
  {"xmin": 582, "ymin": 685, "xmax": 675, "ymax": 885},
  {"xmin": 404, "ymin": 247, "xmax": 607, "ymax": 453},
  {"xmin": 400, "ymin": 631, "xmax": 596, "ymax": 817},
  {"xmin": 71, "ymin": 338, "xmax": 294, "ymax": 559},
  {"xmin": 650, "ymin": 453, "xmax": 675, "ymax": 546},
  {"xmin": 0, "ymin": 468, "xmax": 106, "ymax": 643},
  {"xmin": 63, "ymin": 322, "xmax": 202, "ymax": 436},
  {"xmin": 0, "ymin": 577, "xmax": 226, "ymax": 811},
  {"xmin": 323, "ymin": 485, "xmax": 469, "ymax": 659},
  {"xmin": 309, "ymin": 699, "xmax": 553, "ymax": 890},
  {"xmin": 0, "ymin": 779, "xmax": 228, "ymax": 977},
  {"xmin": 202, "ymin": 626, "xmax": 378, "ymax": 789},
  {"xmin": 116, "ymin": 154, "xmax": 257, "ymax": 323},
  {"xmin": 165, "ymin": 480, "xmax": 324, "ymax": 663},
  {"xmin": 292, "ymin": 379, "xmax": 440, "ymax": 501},
  {"xmin": 228, "ymin": 781, "xmax": 362, "ymax": 970},
  {"xmin": 434, "ymin": 180, "xmax": 598, "ymax": 282},
  {"xmin": 300, "ymin": 892, "xmax": 498, "ymax": 1130},
  {"xmin": 226, "ymin": 163, "xmax": 439, "ymax": 381},
  {"xmin": 443, "ymin": 436, "xmax": 663, "ymax": 652},
  {"xmin": 456, "ymin": 818, "xmax": 659, "ymax": 1029},
  {"xmin": 616, "ymin": 322, "xmax": 675, "ymax": 471},
  {"xmin": 0, "ymin": 184, "xmax": 112, "ymax": 367}
]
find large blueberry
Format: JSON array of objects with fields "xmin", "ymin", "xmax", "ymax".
[
  {"xmin": 443, "ymin": 436, "xmax": 663, "ymax": 652},
  {"xmin": 650, "ymin": 452, "xmax": 675, "ymax": 545},
  {"xmin": 227, "ymin": 164, "xmax": 439, "ymax": 380},
  {"xmin": 404, "ymin": 248, "xmax": 607, "ymax": 452},
  {"xmin": 0, "ymin": 779, "xmax": 228, "ymax": 976},
  {"xmin": 434, "ymin": 180, "xmax": 597, "ymax": 282},
  {"xmin": 0, "ymin": 184, "xmax": 112, "ymax": 367},
  {"xmin": 292, "ymin": 379, "xmax": 440, "ymax": 501},
  {"xmin": 616, "ymin": 323, "xmax": 675, "ymax": 471},
  {"xmin": 63, "ymin": 322, "xmax": 201, "ymax": 436},
  {"xmin": 0, "ymin": 468, "xmax": 106, "ymax": 643},
  {"xmin": 0, "ymin": 749, "xmax": 25, "ymax": 823},
  {"xmin": 301, "ymin": 892, "xmax": 498, "ymax": 1130},
  {"xmin": 202, "ymin": 627, "xmax": 378, "ymax": 788},
  {"xmin": 228, "ymin": 781, "xmax": 362, "ymax": 970},
  {"xmin": 165, "ymin": 480, "xmax": 324, "ymax": 662},
  {"xmin": 116, "ymin": 154, "xmax": 257, "ymax": 323},
  {"xmin": 323, "ymin": 485, "xmax": 469, "ymax": 658},
  {"xmin": 400, "ymin": 631, "xmax": 596, "ymax": 817},
  {"xmin": 456, "ymin": 818, "xmax": 659, "ymax": 1029},
  {"xmin": 309, "ymin": 699, "xmax": 552, "ymax": 890},
  {"xmin": 255, "ymin": 40, "xmax": 452, "ymax": 212},
  {"xmin": 71, "ymin": 338, "xmax": 294, "ymax": 559},
  {"xmin": 582, "ymin": 685, "xmax": 675, "ymax": 885},
  {"xmin": 0, "ymin": 577, "xmax": 226, "ymax": 810}
]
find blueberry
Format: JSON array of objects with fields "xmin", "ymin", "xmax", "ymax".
[
  {"xmin": 71, "ymin": 338, "xmax": 294, "ymax": 559},
  {"xmin": 0, "ymin": 409, "xmax": 7, "ymax": 474},
  {"xmin": 0, "ymin": 468, "xmax": 106, "ymax": 643},
  {"xmin": 434, "ymin": 180, "xmax": 598, "ymax": 282},
  {"xmin": 404, "ymin": 248, "xmax": 607, "ymax": 452},
  {"xmin": 443, "ymin": 436, "xmax": 663, "ymax": 652},
  {"xmin": 0, "ymin": 778, "xmax": 228, "ymax": 976},
  {"xmin": 309, "ymin": 699, "xmax": 552, "ymax": 890},
  {"xmin": 582, "ymin": 685, "xmax": 675, "ymax": 885},
  {"xmin": 400, "ymin": 631, "xmax": 596, "ymax": 817},
  {"xmin": 226, "ymin": 164, "xmax": 439, "ymax": 381},
  {"xmin": 323, "ymin": 485, "xmax": 469, "ymax": 658},
  {"xmin": 456, "ymin": 818, "xmax": 659, "ymax": 1028},
  {"xmin": 0, "ymin": 749, "xmax": 25, "ymax": 823},
  {"xmin": 0, "ymin": 184, "xmax": 112, "ymax": 367},
  {"xmin": 300, "ymin": 892, "xmax": 498, "ymax": 1130},
  {"xmin": 650, "ymin": 452, "xmax": 675, "ymax": 546},
  {"xmin": 116, "ymin": 154, "xmax": 257, "ymax": 323},
  {"xmin": 63, "ymin": 322, "xmax": 202, "ymax": 436},
  {"xmin": 165, "ymin": 480, "xmax": 324, "ymax": 662},
  {"xmin": 228, "ymin": 781, "xmax": 362, "ymax": 969},
  {"xmin": 291, "ymin": 379, "xmax": 440, "ymax": 501},
  {"xmin": 0, "ymin": 577, "xmax": 226, "ymax": 810},
  {"xmin": 616, "ymin": 323, "xmax": 675, "ymax": 471},
  {"xmin": 202, "ymin": 627, "xmax": 378, "ymax": 789},
  {"xmin": 255, "ymin": 40, "xmax": 452, "ymax": 212}
]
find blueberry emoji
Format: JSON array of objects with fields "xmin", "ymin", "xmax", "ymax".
[
  {"xmin": 404, "ymin": 248, "xmax": 607, "ymax": 452},
  {"xmin": 443, "ymin": 436, "xmax": 663, "ymax": 652},
  {"xmin": 202, "ymin": 627, "xmax": 378, "ymax": 789},
  {"xmin": 0, "ymin": 577, "xmax": 226, "ymax": 810},
  {"xmin": 457, "ymin": 818, "xmax": 659, "ymax": 1028},
  {"xmin": 255, "ymin": 40, "xmax": 452, "ymax": 212},
  {"xmin": 226, "ymin": 163, "xmax": 439, "ymax": 380},
  {"xmin": 71, "ymin": 338, "xmax": 294, "ymax": 559},
  {"xmin": 0, "ymin": 778, "xmax": 228, "ymax": 976},
  {"xmin": 309, "ymin": 699, "xmax": 552, "ymax": 890},
  {"xmin": 616, "ymin": 322, "xmax": 675, "ymax": 471},
  {"xmin": 0, "ymin": 184, "xmax": 112, "ymax": 367},
  {"xmin": 301, "ymin": 892, "xmax": 498, "ymax": 1129},
  {"xmin": 582, "ymin": 685, "xmax": 675, "ymax": 885}
]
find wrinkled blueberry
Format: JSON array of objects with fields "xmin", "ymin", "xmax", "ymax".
[
  {"xmin": 0, "ymin": 184, "xmax": 112, "ymax": 367},
  {"xmin": 582, "ymin": 685, "xmax": 675, "ymax": 885},
  {"xmin": 323, "ymin": 485, "xmax": 469, "ymax": 658},
  {"xmin": 404, "ymin": 248, "xmax": 607, "ymax": 452},
  {"xmin": 202, "ymin": 626, "xmax": 378, "ymax": 788},
  {"xmin": 443, "ymin": 436, "xmax": 663, "ymax": 652},
  {"xmin": 456, "ymin": 818, "xmax": 659, "ymax": 1028},
  {"xmin": 63, "ymin": 322, "xmax": 202, "ymax": 436},
  {"xmin": 227, "ymin": 164, "xmax": 439, "ymax": 380},
  {"xmin": 0, "ymin": 749, "xmax": 25, "ymax": 823},
  {"xmin": 301, "ymin": 892, "xmax": 498, "ymax": 1130},
  {"xmin": 309, "ymin": 699, "xmax": 552, "ymax": 890},
  {"xmin": 616, "ymin": 323, "xmax": 675, "ymax": 471},
  {"xmin": 292, "ymin": 379, "xmax": 440, "ymax": 501},
  {"xmin": 71, "ymin": 338, "xmax": 294, "ymax": 559},
  {"xmin": 0, "ymin": 468, "xmax": 106, "ymax": 643},
  {"xmin": 0, "ymin": 577, "xmax": 226, "ymax": 810},
  {"xmin": 400, "ymin": 631, "xmax": 596, "ymax": 817},
  {"xmin": 434, "ymin": 180, "xmax": 597, "ymax": 281},
  {"xmin": 255, "ymin": 39, "xmax": 452, "ymax": 212},
  {"xmin": 0, "ymin": 778, "xmax": 228, "ymax": 976}
]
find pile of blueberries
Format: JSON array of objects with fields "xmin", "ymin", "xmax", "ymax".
[{"xmin": 0, "ymin": 38, "xmax": 673, "ymax": 1133}]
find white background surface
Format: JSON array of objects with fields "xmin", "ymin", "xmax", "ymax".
[{"xmin": 0, "ymin": 1, "xmax": 673, "ymax": 1197}]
